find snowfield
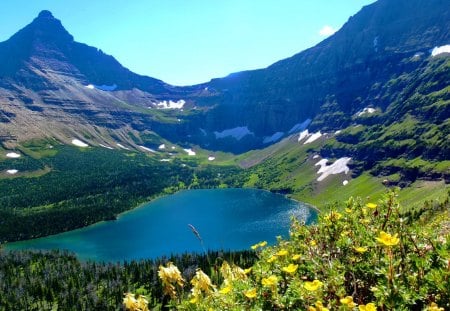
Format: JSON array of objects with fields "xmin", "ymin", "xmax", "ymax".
[
  {"xmin": 304, "ymin": 131, "xmax": 322, "ymax": 144},
  {"xmin": 99, "ymin": 144, "xmax": 114, "ymax": 150},
  {"xmin": 6, "ymin": 169, "xmax": 18, "ymax": 175},
  {"xmin": 71, "ymin": 139, "xmax": 89, "ymax": 148},
  {"xmin": 431, "ymin": 45, "xmax": 450, "ymax": 57},
  {"xmin": 139, "ymin": 146, "xmax": 156, "ymax": 153},
  {"xmin": 357, "ymin": 107, "xmax": 376, "ymax": 116},
  {"xmin": 6, "ymin": 152, "xmax": 21, "ymax": 158},
  {"xmin": 315, "ymin": 157, "xmax": 351, "ymax": 181},
  {"xmin": 214, "ymin": 126, "xmax": 253, "ymax": 141},
  {"xmin": 156, "ymin": 100, "xmax": 185, "ymax": 109},
  {"xmin": 183, "ymin": 148, "xmax": 196, "ymax": 156},
  {"xmin": 298, "ymin": 130, "xmax": 309, "ymax": 142},
  {"xmin": 85, "ymin": 84, "xmax": 117, "ymax": 91},
  {"xmin": 116, "ymin": 143, "xmax": 130, "ymax": 150}
]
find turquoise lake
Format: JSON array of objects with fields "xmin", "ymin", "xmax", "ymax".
[{"xmin": 6, "ymin": 188, "xmax": 317, "ymax": 262}]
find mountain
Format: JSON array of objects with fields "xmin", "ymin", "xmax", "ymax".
[
  {"xmin": 0, "ymin": 10, "xmax": 200, "ymax": 149},
  {"xmin": 193, "ymin": 0, "xmax": 449, "ymax": 150},
  {"xmin": 0, "ymin": 0, "xmax": 449, "ymax": 156}
]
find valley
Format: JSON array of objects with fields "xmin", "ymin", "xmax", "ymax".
[{"xmin": 0, "ymin": 0, "xmax": 449, "ymax": 309}]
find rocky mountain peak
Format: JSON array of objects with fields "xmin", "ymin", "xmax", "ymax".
[
  {"xmin": 37, "ymin": 10, "xmax": 54, "ymax": 19},
  {"xmin": 23, "ymin": 10, "xmax": 74, "ymax": 44}
]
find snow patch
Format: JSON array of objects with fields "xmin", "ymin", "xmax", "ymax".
[
  {"xmin": 71, "ymin": 139, "xmax": 89, "ymax": 148},
  {"xmin": 208, "ymin": 156, "xmax": 216, "ymax": 161},
  {"xmin": 335, "ymin": 130, "xmax": 342, "ymax": 135},
  {"xmin": 312, "ymin": 155, "xmax": 319, "ymax": 159},
  {"xmin": 315, "ymin": 157, "xmax": 351, "ymax": 182},
  {"xmin": 298, "ymin": 130, "xmax": 309, "ymax": 142},
  {"xmin": 158, "ymin": 144, "xmax": 166, "ymax": 150},
  {"xmin": 99, "ymin": 144, "xmax": 114, "ymax": 150},
  {"xmin": 357, "ymin": 107, "xmax": 376, "ymax": 116},
  {"xmin": 6, "ymin": 169, "xmax": 18, "ymax": 175},
  {"xmin": 431, "ymin": 45, "xmax": 450, "ymax": 57},
  {"xmin": 139, "ymin": 146, "xmax": 156, "ymax": 153},
  {"xmin": 288, "ymin": 119, "xmax": 312, "ymax": 134},
  {"xmin": 183, "ymin": 148, "xmax": 196, "ymax": 156},
  {"xmin": 343, "ymin": 180, "xmax": 349, "ymax": 186},
  {"xmin": 214, "ymin": 126, "xmax": 253, "ymax": 141},
  {"xmin": 6, "ymin": 152, "xmax": 21, "ymax": 158},
  {"xmin": 156, "ymin": 100, "xmax": 185, "ymax": 109},
  {"xmin": 171, "ymin": 146, "xmax": 176, "ymax": 150},
  {"xmin": 116, "ymin": 143, "xmax": 130, "ymax": 150},
  {"xmin": 412, "ymin": 52, "xmax": 424, "ymax": 59},
  {"xmin": 263, "ymin": 132, "xmax": 284, "ymax": 144},
  {"xmin": 85, "ymin": 84, "xmax": 117, "ymax": 91},
  {"xmin": 304, "ymin": 131, "xmax": 322, "ymax": 144},
  {"xmin": 160, "ymin": 159, "xmax": 171, "ymax": 162}
]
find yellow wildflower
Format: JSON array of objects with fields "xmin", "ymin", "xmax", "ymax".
[
  {"xmin": 123, "ymin": 293, "xmax": 138, "ymax": 310},
  {"xmin": 189, "ymin": 296, "xmax": 198, "ymax": 304},
  {"xmin": 219, "ymin": 285, "xmax": 232, "ymax": 295},
  {"xmin": 354, "ymin": 246, "xmax": 368, "ymax": 253},
  {"xmin": 136, "ymin": 296, "xmax": 149, "ymax": 311},
  {"xmin": 359, "ymin": 303, "xmax": 377, "ymax": 311},
  {"xmin": 220, "ymin": 261, "xmax": 247, "ymax": 284},
  {"xmin": 244, "ymin": 267, "xmax": 252, "ymax": 274},
  {"xmin": 341, "ymin": 230, "xmax": 349, "ymax": 237},
  {"xmin": 292, "ymin": 254, "xmax": 301, "ymax": 260},
  {"xmin": 158, "ymin": 262, "xmax": 185, "ymax": 298},
  {"xmin": 261, "ymin": 275, "xmax": 278, "ymax": 287},
  {"xmin": 345, "ymin": 208, "xmax": 352, "ymax": 213},
  {"xmin": 340, "ymin": 296, "xmax": 356, "ymax": 308},
  {"xmin": 376, "ymin": 231, "xmax": 400, "ymax": 246},
  {"xmin": 310, "ymin": 240, "xmax": 317, "ymax": 246},
  {"xmin": 259, "ymin": 241, "xmax": 268, "ymax": 247},
  {"xmin": 244, "ymin": 288, "xmax": 257, "ymax": 299},
  {"xmin": 366, "ymin": 203, "xmax": 377, "ymax": 209},
  {"xmin": 282, "ymin": 263, "xmax": 298, "ymax": 274},
  {"xmin": 276, "ymin": 249, "xmax": 289, "ymax": 256},
  {"xmin": 267, "ymin": 255, "xmax": 277, "ymax": 263},
  {"xmin": 324, "ymin": 211, "xmax": 342, "ymax": 221},
  {"xmin": 304, "ymin": 280, "xmax": 323, "ymax": 291},
  {"xmin": 311, "ymin": 301, "xmax": 329, "ymax": 311},
  {"xmin": 251, "ymin": 240, "xmax": 268, "ymax": 250},
  {"xmin": 191, "ymin": 269, "xmax": 215, "ymax": 296},
  {"xmin": 427, "ymin": 302, "xmax": 444, "ymax": 311}
]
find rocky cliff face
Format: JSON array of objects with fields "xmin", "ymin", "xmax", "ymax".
[
  {"xmin": 199, "ymin": 0, "xmax": 450, "ymax": 139},
  {"xmin": 0, "ymin": 1, "xmax": 449, "ymax": 153}
]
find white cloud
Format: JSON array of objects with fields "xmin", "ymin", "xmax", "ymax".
[{"xmin": 319, "ymin": 25, "xmax": 337, "ymax": 36}]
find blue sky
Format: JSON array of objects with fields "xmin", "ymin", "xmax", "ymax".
[{"xmin": 1, "ymin": 0, "xmax": 376, "ymax": 86}]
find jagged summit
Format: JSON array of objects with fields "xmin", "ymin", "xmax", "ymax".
[{"xmin": 37, "ymin": 10, "xmax": 54, "ymax": 19}]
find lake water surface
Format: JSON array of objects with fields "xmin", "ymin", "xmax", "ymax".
[{"xmin": 7, "ymin": 188, "xmax": 316, "ymax": 262}]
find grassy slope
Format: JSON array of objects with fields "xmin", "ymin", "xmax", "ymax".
[{"xmin": 234, "ymin": 133, "xmax": 449, "ymax": 211}]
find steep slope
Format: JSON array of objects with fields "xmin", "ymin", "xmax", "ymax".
[
  {"xmin": 0, "ymin": 11, "xmax": 202, "ymax": 150},
  {"xmin": 191, "ymin": 0, "xmax": 450, "ymax": 151},
  {"xmin": 0, "ymin": 0, "xmax": 448, "ymax": 155}
]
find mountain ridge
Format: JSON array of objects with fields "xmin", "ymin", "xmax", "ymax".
[{"xmin": 0, "ymin": 0, "xmax": 449, "ymax": 156}]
